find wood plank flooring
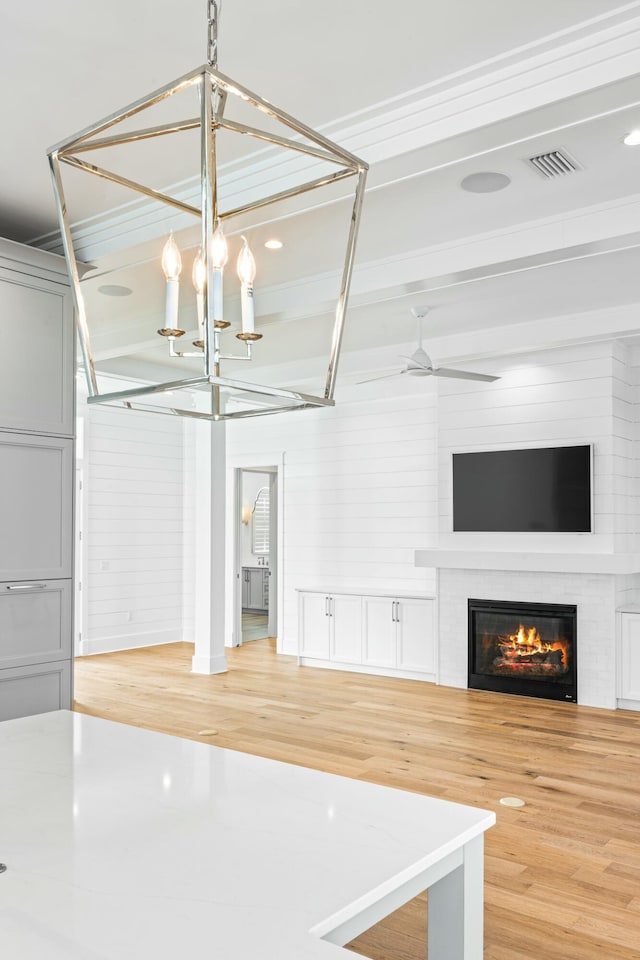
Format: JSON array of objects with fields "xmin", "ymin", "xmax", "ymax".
[{"xmin": 73, "ymin": 640, "xmax": 640, "ymax": 960}]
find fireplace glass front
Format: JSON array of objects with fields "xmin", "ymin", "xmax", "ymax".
[{"xmin": 468, "ymin": 598, "xmax": 577, "ymax": 702}]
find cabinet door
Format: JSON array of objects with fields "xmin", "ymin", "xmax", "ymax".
[
  {"xmin": 397, "ymin": 598, "xmax": 436, "ymax": 674},
  {"xmin": 620, "ymin": 613, "xmax": 640, "ymax": 701},
  {"xmin": 0, "ymin": 268, "xmax": 73, "ymax": 436},
  {"xmin": 0, "ymin": 659, "xmax": 72, "ymax": 722},
  {"xmin": 298, "ymin": 592, "xmax": 330, "ymax": 658},
  {"xmin": 0, "ymin": 432, "xmax": 73, "ymax": 581},
  {"xmin": 241, "ymin": 569, "xmax": 249, "ymax": 608},
  {"xmin": 362, "ymin": 597, "xmax": 396, "ymax": 667},
  {"xmin": 0, "ymin": 580, "xmax": 72, "ymax": 669},
  {"xmin": 248, "ymin": 569, "xmax": 266, "ymax": 610},
  {"xmin": 330, "ymin": 595, "xmax": 362, "ymax": 663}
]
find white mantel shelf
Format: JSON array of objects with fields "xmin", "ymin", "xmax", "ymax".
[{"xmin": 415, "ymin": 550, "xmax": 640, "ymax": 575}]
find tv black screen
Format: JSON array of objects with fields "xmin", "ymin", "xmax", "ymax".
[{"xmin": 452, "ymin": 445, "xmax": 592, "ymax": 532}]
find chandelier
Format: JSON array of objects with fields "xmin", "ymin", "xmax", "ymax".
[{"xmin": 48, "ymin": 1, "xmax": 367, "ymax": 421}]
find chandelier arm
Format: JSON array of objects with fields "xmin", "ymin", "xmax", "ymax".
[
  {"xmin": 220, "ymin": 167, "xmax": 356, "ymax": 223},
  {"xmin": 207, "ymin": 67, "xmax": 368, "ymax": 170},
  {"xmin": 217, "ymin": 119, "xmax": 354, "ymax": 167},
  {"xmin": 47, "ymin": 67, "xmax": 205, "ymax": 155},
  {"xmin": 213, "ymin": 87, "xmax": 227, "ymax": 122},
  {"xmin": 324, "ymin": 166, "xmax": 368, "ymax": 400},
  {"xmin": 49, "ymin": 153, "xmax": 99, "ymax": 397},
  {"xmin": 59, "ymin": 155, "xmax": 202, "ymax": 217},
  {"xmin": 62, "ymin": 119, "xmax": 202, "ymax": 155}
]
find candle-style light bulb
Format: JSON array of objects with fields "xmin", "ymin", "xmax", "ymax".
[
  {"xmin": 237, "ymin": 235, "xmax": 256, "ymax": 337},
  {"xmin": 211, "ymin": 220, "xmax": 228, "ymax": 270},
  {"xmin": 192, "ymin": 248, "xmax": 206, "ymax": 340},
  {"xmin": 161, "ymin": 234, "xmax": 182, "ymax": 281},
  {"xmin": 161, "ymin": 234, "xmax": 182, "ymax": 330}
]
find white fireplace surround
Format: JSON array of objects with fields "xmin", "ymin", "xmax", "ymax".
[{"xmin": 431, "ymin": 567, "xmax": 636, "ymax": 710}]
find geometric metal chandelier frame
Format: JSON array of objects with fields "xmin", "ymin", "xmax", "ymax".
[{"xmin": 47, "ymin": 1, "xmax": 368, "ymax": 421}]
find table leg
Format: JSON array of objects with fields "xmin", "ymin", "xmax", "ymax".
[{"xmin": 427, "ymin": 834, "xmax": 484, "ymax": 960}]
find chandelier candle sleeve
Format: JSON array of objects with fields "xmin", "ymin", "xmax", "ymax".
[
  {"xmin": 210, "ymin": 220, "xmax": 228, "ymax": 324},
  {"xmin": 192, "ymin": 249, "xmax": 206, "ymax": 339},
  {"xmin": 237, "ymin": 236, "xmax": 256, "ymax": 336},
  {"xmin": 161, "ymin": 235, "xmax": 182, "ymax": 329}
]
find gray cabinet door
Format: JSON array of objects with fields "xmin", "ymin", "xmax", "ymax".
[
  {"xmin": 248, "ymin": 569, "xmax": 266, "ymax": 610},
  {"xmin": 0, "ymin": 659, "xmax": 72, "ymax": 721},
  {"xmin": 241, "ymin": 569, "xmax": 250, "ymax": 608},
  {"xmin": 0, "ymin": 580, "xmax": 72, "ymax": 669},
  {"xmin": 0, "ymin": 432, "xmax": 73, "ymax": 581},
  {"xmin": 0, "ymin": 267, "xmax": 73, "ymax": 437}
]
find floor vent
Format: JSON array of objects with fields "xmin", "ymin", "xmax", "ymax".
[{"xmin": 526, "ymin": 149, "xmax": 579, "ymax": 179}]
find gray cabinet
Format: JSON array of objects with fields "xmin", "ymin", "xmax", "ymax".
[
  {"xmin": 0, "ymin": 432, "xmax": 73, "ymax": 581},
  {"xmin": 242, "ymin": 567, "xmax": 269, "ymax": 611},
  {"xmin": 0, "ymin": 580, "xmax": 72, "ymax": 669},
  {"xmin": 0, "ymin": 660, "xmax": 72, "ymax": 722},
  {"xmin": 0, "ymin": 239, "xmax": 74, "ymax": 721},
  {"xmin": 0, "ymin": 244, "xmax": 73, "ymax": 437}
]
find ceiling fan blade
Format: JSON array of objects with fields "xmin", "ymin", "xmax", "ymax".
[
  {"xmin": 356, "ymin": 371, "xmax": 405, "ymax": 385},
  {"xmin": 432, "ymin": 367, "xmax": 500, "ymax": 382}
]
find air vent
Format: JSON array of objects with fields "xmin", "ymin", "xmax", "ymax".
[{"xmin": 526, "ymin": 149, "xmax": 579, "ymax": 179}]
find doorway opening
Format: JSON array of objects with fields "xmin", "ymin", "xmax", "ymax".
[{"xmin": 236, "ymin": 468, "xmax": 278, "ymax": 644}]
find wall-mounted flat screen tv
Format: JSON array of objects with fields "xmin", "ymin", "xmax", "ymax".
[{"xmin": 452, "ymin": 445, "xmax": 592, "ymax": 532}]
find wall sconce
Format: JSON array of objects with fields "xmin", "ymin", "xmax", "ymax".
[{"xmin": 241, "ymin": 506, "xmax": 252, "ymax": 526}]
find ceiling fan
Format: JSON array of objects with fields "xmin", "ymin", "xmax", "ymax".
[{"xmin": 358, "ymin": 307, "xmax": 500, "ymax": 384}]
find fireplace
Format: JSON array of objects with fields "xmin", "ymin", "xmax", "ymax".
[{"xmin": 468, "ymin": 599, "xmax": 577, "ymax": 702}]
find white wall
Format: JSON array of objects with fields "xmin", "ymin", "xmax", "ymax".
[
  {"xmin": 435, "ymin": 341, "xmax": 631, "ymax": 555},
  {"xmin": 227, "ymin": 391, "xmax": 439, "ymax": 654},
  {"xmin": 80, "ymin": 396, "xmax": 185, "ymax": 655}
]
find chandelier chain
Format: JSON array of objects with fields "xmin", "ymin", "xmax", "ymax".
[{"xmin": 207, "ymin": 0, "xmax": 220, "ymax": 66}]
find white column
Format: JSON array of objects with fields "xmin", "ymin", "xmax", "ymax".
[{"xmin": 191, "ymin": 419, "xmax": 228, "ymax": 675}]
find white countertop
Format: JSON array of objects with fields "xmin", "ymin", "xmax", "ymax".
[
  {"xmin": 415, "ymin": 549, "xmax": 640, "ymax": 575},
  {"xmin": 296, "ymin": 586, "xmax": 436, "ymax": 599},
  {"xmin": 0, "ymin": 711, "xmax": 493, "ymax": 960}
]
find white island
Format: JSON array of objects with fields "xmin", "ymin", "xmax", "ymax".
[{"xmin": 0, "ymin": 711, "xmax": 494, "ymax": 959}]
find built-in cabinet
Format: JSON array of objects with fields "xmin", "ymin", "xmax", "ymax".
[
  {"xmin": 298, "ymin": 589, "xmax": 436, "ymax": 681},
  {"xmin": 0, "ymin": 238, "xmax": 74, "ymax": 722},
  {"xmin": 242, "ymin": 566, "xmax": 269, "ymax": 612},
  {"xmin": 618, "ymin": 610, "xmax": 640, "ymax": 707}
]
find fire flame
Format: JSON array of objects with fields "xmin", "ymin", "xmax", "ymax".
[
  {"xmin": 495, "ymin": 623, "xmax": 567, "ymax": 667},
  {"xmin": 502, "ymin": 623, "xmax": 551, "ymax": 656}
]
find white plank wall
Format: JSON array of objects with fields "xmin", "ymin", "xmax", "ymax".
[
  {"xmin": 227, "ymin": 391, "xmax": 438, "ymax": 654},
  {"xmin": 81, "ymin": 400, "xmax": 185, "ymax": 655},
  {"xmin": 436, "ymin": 341, "xmax": 625, "ymax": 555}
]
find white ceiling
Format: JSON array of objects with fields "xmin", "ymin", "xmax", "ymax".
[{"xmin": 3, "ymin": 0, "xmax": 640, "ymax": 392}]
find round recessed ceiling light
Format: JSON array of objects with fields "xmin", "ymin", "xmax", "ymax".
[
  {"xmin": 264, "ymin": 238, "xmax": 283, "ymax": 250},
  {"xmin": 460, "ymin": 172, "xmax": 511, "ymax": 193},
  {"xmin": 623, "ymin": 130, "xmax": 640, "ymax": 146},
  {"xmin": 97, "ymin": 284, "xmax": 133, "ymax": 297}
]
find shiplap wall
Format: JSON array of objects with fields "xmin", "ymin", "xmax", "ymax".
[
  {"xmin": 227, "ymin": 391, "xmax": 438, "ymax": 654},
  {"xmin": 436, "ymin": 341, "xmax": 627, "ymax": 554},
  {"xmin": 612, "ymin": 340, "xmax": 637, "ymax": 555},
  {"xmin": 81, "ymin": 399, "xmax": 185, "ymax": 654}
]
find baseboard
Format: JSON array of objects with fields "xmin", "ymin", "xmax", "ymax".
[
  {"xmin": 298, "ymin": 657, "xmax": 436, "ymax": 684},
  {"xmin": 77, "ymin": 629, "xmax": 182, "ymax": 656}
]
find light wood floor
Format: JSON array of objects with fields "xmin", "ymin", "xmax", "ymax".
[{"xmin": 73, "ymin": 640, "xmax": 640, "ymax": 960}]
